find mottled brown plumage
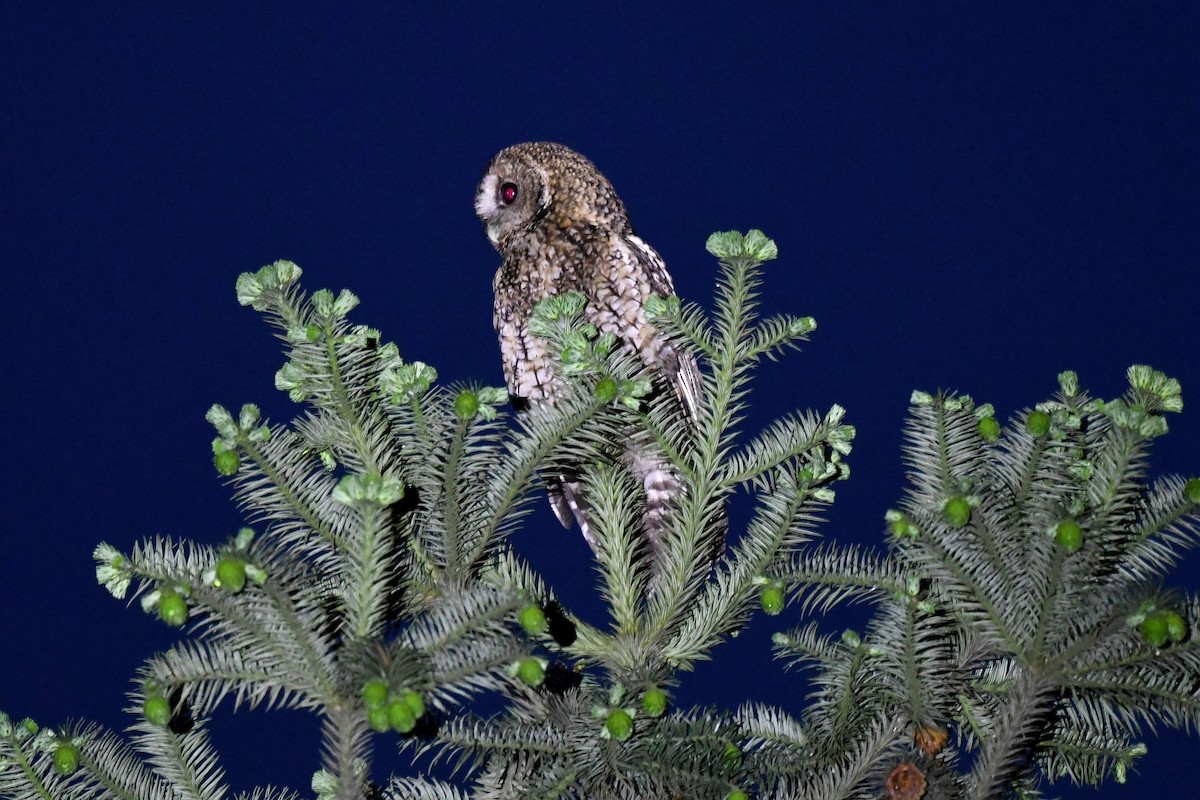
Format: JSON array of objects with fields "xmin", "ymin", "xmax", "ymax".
[{"xmin": 475, "ymin": 142, "xmax": 700, "ymax": 554}]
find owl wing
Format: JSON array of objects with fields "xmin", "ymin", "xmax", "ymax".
[
  {"xmin": 615, "ymin": 233, "xmax": 702, "ymax": 423},
  {"xmin": 546, "ymin": 474, "xmax": 595, "ymax": 550}
]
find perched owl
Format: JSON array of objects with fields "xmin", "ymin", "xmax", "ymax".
[{"xmin": 474, "ymin": 142, "xmax": 702, "ymax": 557}]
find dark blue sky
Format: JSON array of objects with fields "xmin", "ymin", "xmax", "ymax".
[{"xmin": 3, "ymin": 4, "xmax": 1197, "ymax": 797}]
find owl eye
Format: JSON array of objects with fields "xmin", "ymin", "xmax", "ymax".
[{"xmin": 500, "ymin": 182, "xmax": 518, "ymax": 205}]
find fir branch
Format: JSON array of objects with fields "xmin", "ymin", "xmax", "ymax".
[
  {"xmin": 235, "ymin": 787, "xmax": 304, "ymax": 800},
  {"xmin": 62, "ymin": 721, "xmax": 177, "ymax": 800},
  {"xmin": 319, "ymin": 704, "xmax": 371, "ymax": 800},
  {"xmin": 5, "ymin": 236, "xmax": 1198, "ymax": 800},
  {"xmin": 384, "ymin": 777, "xmax": 471, "ymax": 800},
  {"xmin": 1039, "ymin": 718, "xmax": 1145, "ymax": 786},
  {"xmin": 228, "ymin": 424, "xmax": 350, "ymax": 561},
  {"xmin": 777, "ymin": 541, "xmax": 904, "ymax": 615},
  {"xmin": 584, "ymin": 462, "xmax": 651, "ymax": 637},
  {"xmin": 146, "ymin": 640, "xmax": 315, "ymax": 717},
  {"xmin": 968, "ymin": 672, "xmax": 1059, "ymax": 800},
  {"xmin": 776, "ymin": 712, "xmax": 907, "ymax": 800},
  {"xmin": 129, "ymin": 714, "xmax": 228, "ymax": 800}
]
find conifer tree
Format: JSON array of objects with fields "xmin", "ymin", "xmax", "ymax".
[{"xmin": 0, "ymin": 231, "xmax": 1195, "ymax": 799}]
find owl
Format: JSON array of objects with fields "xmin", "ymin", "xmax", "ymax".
[{"xmin": 474, "ymin": 142, "xmax": 702, "ymax": 557}]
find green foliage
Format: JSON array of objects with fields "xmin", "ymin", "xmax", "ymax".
[{"xmin": 0, "ymin": 232, "xmax": 1196, "ymax": 799}]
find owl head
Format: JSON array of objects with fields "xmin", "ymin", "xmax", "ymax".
[{"xmin": 474, "ymin": 142, "xmax": 628, "ymax": 250}]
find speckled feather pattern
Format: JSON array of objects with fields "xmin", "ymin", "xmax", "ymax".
[
  {"xmin": 476, "ymin": 142, "xmax": 695, "ymax": 410},
  {"xmin": 475, "ymin": 142, "xmax": 701, "ymax": 552}
]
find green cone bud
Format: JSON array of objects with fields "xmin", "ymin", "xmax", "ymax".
[
  {"xmin": 726, "ymin": 791, "xmax": 749, "ymax": 800},
  {"xmin": 367, "ymin": 706, "xmax": 390, "ymax": 733},
  {"xmin": 594, "ymin": 376, "xmax": 618, "ymax": 403},
  {"xmin": 760, "ymin": 586, "xmax": 784, "ymax": 616},
  {"xmin": 53, "ymin": 743, "xmax": 79, "ymax": 776},
  {"xmin": 143, "ymin": 695, "xmax": 171, "ymax": 727},
  {"xmin": 1026, "ymin": 410, "xmax": 1051, "ymax": 437},
  {"xmin": 1163, "ymin": 611, "xmax": 1188, "ymax": 643},
  {"xmin": 400, "ymin": 689, "xmax": 425, "ymax": 719},
  {"xmin": 977, "ymin": 416, "xmax": 1001, "ymax": 442},
  {"xmin": 214, "ymin": 450, "xmax": 240, "ymax": 476},
  {"xmin": 1055, "ymin": 520, "xmax": 1083, "ymax": 554},
  {"xmin": 518, "ymin": 604, "xmax": 547, "ymax": 635},
  {"xmin": 605, "ymin": 708, "xmax": 634, "ymax": 741},
  {"xmin": 886, "ymin": 511, "xmax": 917, "ymax": 539},
  {"xmin": 722, "ymin": 742, "xmax": 743, "ymax": 768},
  {"xmin": 942, "ymin": 496, "xmax": 971, "ymax": 527},
  {"xmin": 1141, "ymin": 613, "xmax": 1170, "ymax": 648},
  {"xmin": 454, "ymin": 390, "xmax": 480, "ymax": 419},
  {"xmin": 387, "ymin": 698, "xmax": 416, "ymax": 733},
  {"xmin": 157, "ymin": 590, "xmax": 188, "ymax": 627},
  {"xmin": 361, "ymin": 679, "xmax": 389, "ymax": 711},
  {"xmin": 1185, "ymin": 478, "xmax": 1200, "ymax": 505},
  {"xmin": 516, "ymin": 657, "xmax": 544, "ymax": 686},
  {"xmin": 642, "ymin": 688, "xmax": 667, "ymax": 718},
  {"xmin": 215, "ymin": 555, "xmax": 247, "ymax": 593}
]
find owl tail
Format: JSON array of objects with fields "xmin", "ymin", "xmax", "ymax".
[
  {"xmin": 641, "ymin": 465, "xmax": 674, "ymax": 546},
  {"xmin": 546, "ymin": 452, "xmax": 677, "ymax": 571},
  {"xmin": 545, "ymin": 452, "xmax": 682, "ymax": 563},
  {"xmin": 547, "ymin": 474, "xmax": 596, "ymax": 552},
  {"xmin": 548, "ymin": 438, "xmax": 727, "ymax": 578},
  {"xmin": 625, "ymin": 435, "xmax": 728, "ymax": 577}
]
